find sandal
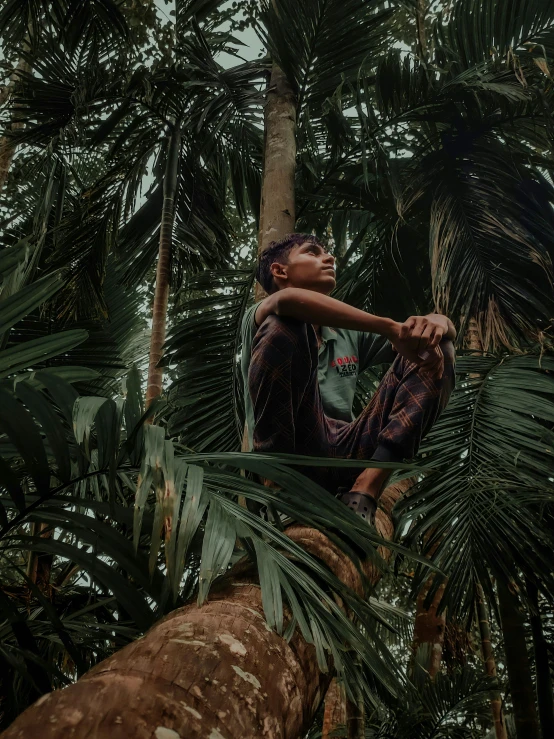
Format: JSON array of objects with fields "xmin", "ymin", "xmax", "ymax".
[{"xmin": 338, "ymin": 489, "xmax": 377, "ymax": 525}]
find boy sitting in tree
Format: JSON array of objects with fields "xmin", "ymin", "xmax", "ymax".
[{"xmin": 240, "ymin": 234, "xmax": 456, "ymax": 525}]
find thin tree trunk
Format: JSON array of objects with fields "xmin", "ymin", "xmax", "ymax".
[
  {"xmin": 497, "ymin": 579, "xmax": 541, "ymax": 739},
  {"xmin": 1, "ymin": 523, "xmax": 391, "ymax": 739},
  {"xmin": 415, "ymin": 0, "xmax": 428, "ymax": 59},
  {"xmin": 145, "ymin": 126, "xmax": 181, "ymax": 407},
  {"xmin": 255, "ymin": 64, "xmax": 296, "ymax": 301},
  {"xmin": 242, "ymin": 63, "xmax": 297, "ymax": 450},
  {"xmin": 527, "ymin": 579, "xmax": 554, "ymax": 739},
  {"xmin": 26, "ymin": 522, "xmax": 53, "ymax": 598},
  {"xmin": 411, "ymin": 576, "xmax": 446, "ymax": 679},
  {"xmin": 0, "ymin": 57, "xmax": 31, "ymax": 193},
  {"xmin": 345, "ymin": 694, "xmax": 364, "ymax": 739},
  {"xmin": 322, "ymin": 679, "xmax": 346, "ymax": 738},
  {"xmin": 476, "ymin": 584, "xmax": 508, "ymax": 739}
]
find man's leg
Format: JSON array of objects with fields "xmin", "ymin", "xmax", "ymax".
[
  {"xmin": 335, "ymin": 340, "xmax": 456, "ymax": 514},
  {"xmin": 248, "ymin": 315, "xmax": 329, "ymax": 459}
]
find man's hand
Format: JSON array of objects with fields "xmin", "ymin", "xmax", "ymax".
[
  {"xmin": 398, "ymin": 314, "xmax": 453, "ymax": 349},
  {"xmin": 387, "ymin": 314, "xmax": 454, "ymax": 379}
]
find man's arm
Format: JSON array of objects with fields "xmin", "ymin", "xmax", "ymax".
[
  {"xmin": 255, "ymin": 288, "xmax": 455, "ymax": 376},
  {"xmin": 255, "ymin": 287, "xmax": 397, "ymax": 337}
]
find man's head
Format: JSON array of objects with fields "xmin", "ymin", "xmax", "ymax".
[{"xmin": 256, "ymin": 233, "xmax": 336, "ymax": 295}]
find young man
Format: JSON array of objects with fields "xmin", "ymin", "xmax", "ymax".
[{"xmin": 240, "ymin": 233, "xmax": 456, "ymax": 524}]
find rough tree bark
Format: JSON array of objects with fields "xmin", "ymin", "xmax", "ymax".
[
  {"xmin": 1, "ymin": 518, "xmax": 395, "ymax": 739},
  {"xmin": 526, "ymin": 579, "xmax": 554, "ymax": 739},
  {"xmin": 145, "ymin": 126, "xmax": 181, "ymax": 407},
  {"xmin": 497, "ymin": 579, "xmax": 541, "ymax": 739},
  {"xmin": 476, "ymin": 584, "xmax": 508, "ymax": 739}
]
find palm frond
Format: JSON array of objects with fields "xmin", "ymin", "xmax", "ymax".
[
  {"xmin": 426, "ymin": 139, "xmax": 554, "ymax": 349},
  {"xmin": 435, "ymin": 0, "xmax": 554, "ymax": 70},
  {"xmin": 261, "ymin": 0, "xmax": 396, "ymax": 114},
  {"xmin": 396, "ymin": 353, "xmax": 554, "ymax": 621},
  {"xmin": 165, "ymin": 269, "xmax": 253, "ymax": 450}
]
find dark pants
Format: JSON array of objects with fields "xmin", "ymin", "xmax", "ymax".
[{"xmin": 248, "ymin": 316, "xmax": 455, "ymax": 492}]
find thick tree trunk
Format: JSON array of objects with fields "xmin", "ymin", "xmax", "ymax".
[
  {"xmin": 497, "ymin": 579, "xmax": 540, "ymax": 739},
  {"xmin": 411, "ymin": 576, "xmax": 446, "ymax": 679},
  {"xmin": 145, "ymin": 127, "xmax": 181, "ymax": 407},
  {"xmin": 1, "ymin": 524, "xmax": 379, "ymax": 739},
  {"xmin": 3, "ymin": 483, "xmax": 410, "ymax": 738},
  {"xmin": 255, "ymin": 64, "xmax": 296, "ymax": 301},
  {"xmin": 321, "ymin": 480, "xmax": 411, "ymax": 738},
  {"xmin": 527, "ymin": 579, "xmax": 554, "ymax": 739},
  {"xmin": 476, "ymin": 584, "xmax": 508, "ymax": 739}
]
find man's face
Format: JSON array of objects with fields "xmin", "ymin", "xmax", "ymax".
[{"xmin": 271, "ymin": 241, "xmax": 336, "ymax": 294}]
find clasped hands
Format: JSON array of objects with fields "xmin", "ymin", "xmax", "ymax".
[{"xmin": 388, "ymin": 314, "xmax": 451, "ymax": 378}]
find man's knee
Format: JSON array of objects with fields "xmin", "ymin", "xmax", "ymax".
[
  {"xmin": 252, "ymin": 314, "xmax": 314, "ymax": 356},
  {"xmin": 440, "ymin": 338, "xmax": 455, "ymax": 365}
]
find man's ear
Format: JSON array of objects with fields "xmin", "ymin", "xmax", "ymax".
[{"xmin": 270, "ymin": 262, "xmax": 287, "ymax": 281}]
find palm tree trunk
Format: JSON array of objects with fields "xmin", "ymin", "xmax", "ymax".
[
  {"xmin": 145, "ymin": 126, "xmax": 181, "ymax": 407},
  {"xmin": 411, "ymin": 576, "xmax": 446, "ymax": 679},
  {"xmin": 345, "ymin": 695, "xmax": 364, "ymax": 739},
  {"xmin": 322, "ymin": 679, "xmax": 346, "ymax": 738},
  {"xmin": 321, "ymin": 480, "xmax": 412, "ymax": 738},
  {"xmin": 0, "ymin": 524, "xmax": 383, "ymax": 739},
  {"xmin": 0, "ymin": 57, "xmax": 31, "ymax": 193},
  {"xmin": 242, "ymin": 62, "xmax": 297, "ymax": 451},
  {"xmin": 255, "ymin": 64, "xmax": 296, "ymax": 301},
  {"xmin": 3, "ymin": 482, "xmax": 410, "ymax": 738},
  {"xmin": 497, "ymin": 579, "xmax": 540, "ymax": 739},
  {"xmin": 415, "ymin": 0, "xmax": 428, "ymax": 59},
  {"xmin": 26, "ymin": 522, "xmax": 53, "ymax": 597},
  {"xmin": 526, "ymin": 579, "xmax": 554, "ymax": 739},
  {"xmin": 476, "ymin": 584, "xmax": 508, "ymax": 739}
]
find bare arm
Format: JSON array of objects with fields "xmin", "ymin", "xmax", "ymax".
[{"xmin": 255, "ymin": 287, "xmax": 397, "ymax": 339}]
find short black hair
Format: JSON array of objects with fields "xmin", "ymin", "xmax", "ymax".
[{"xmin": 256, "ymin": 233, "xmax": 324, "ymax": 294}]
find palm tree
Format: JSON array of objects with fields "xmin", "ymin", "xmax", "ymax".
[{"xmin": 2, "ymin": 0, "xmax": 554, "ymax": 736}]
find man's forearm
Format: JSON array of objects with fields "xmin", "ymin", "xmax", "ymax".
[{"xmin": 259, "ymin": 287, "xmax": 396, "ymax": 338}]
